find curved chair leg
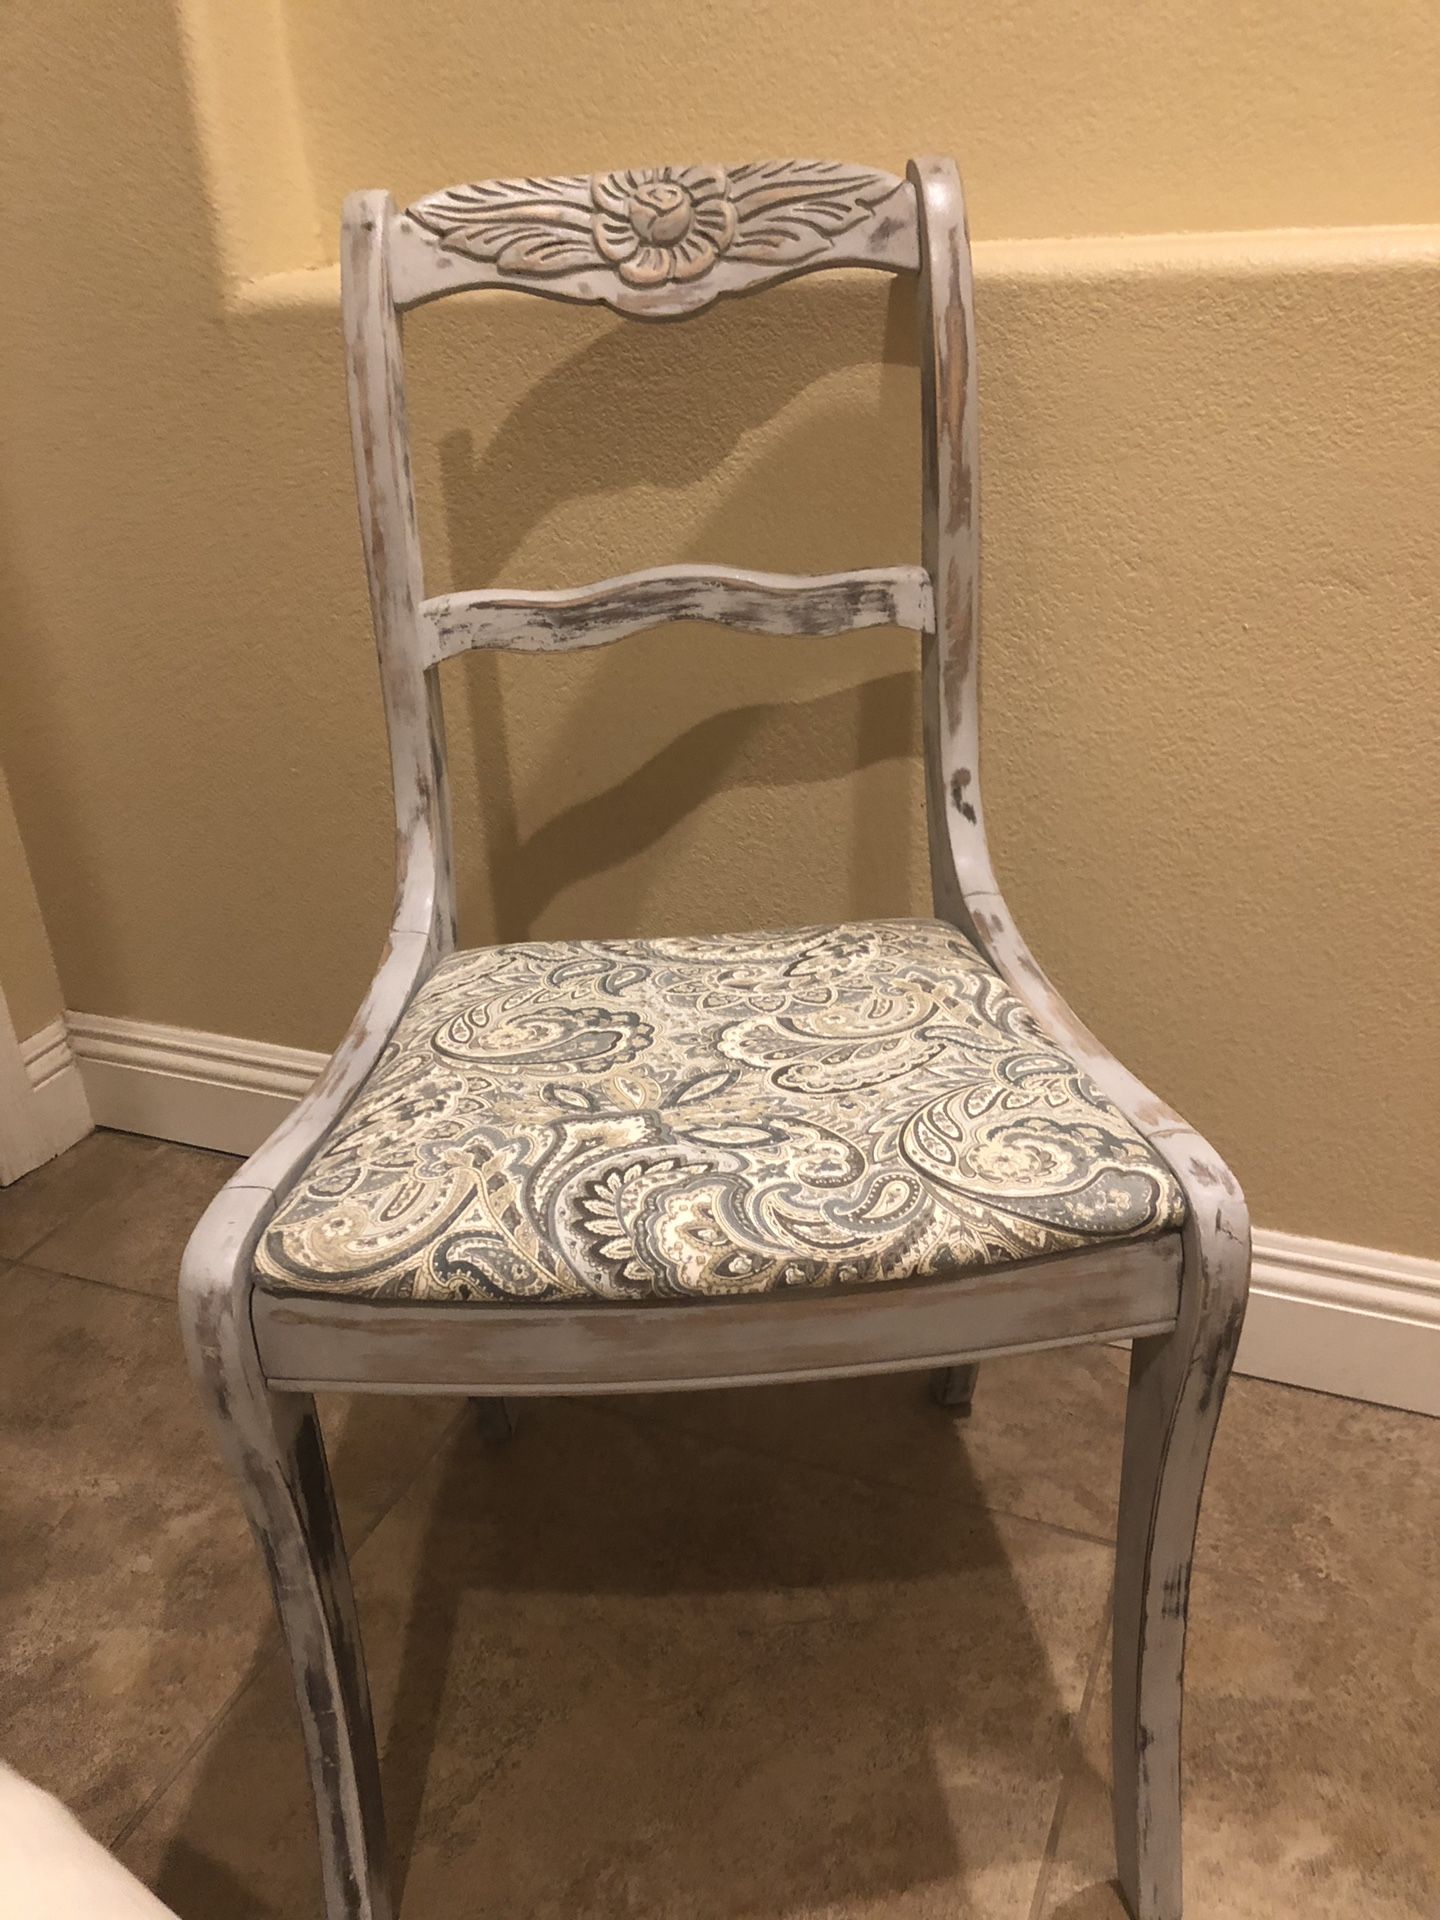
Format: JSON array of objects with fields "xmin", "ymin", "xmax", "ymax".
[
  {"xmin": 929, "ymin": 1362, "xmax": 979, "ymax": 1414},
  {"xmin": 183, "ymin": 1244, "xmax": 391, "ymax": 1920},
  {"xmin": 1112, "ymin": 1199, "xmax": 1249, "ymax": 1920}
]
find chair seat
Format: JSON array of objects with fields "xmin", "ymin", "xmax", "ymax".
[{"xmin": 254, "ymin": 919, "xmax": 1185, "ymax": 1306}]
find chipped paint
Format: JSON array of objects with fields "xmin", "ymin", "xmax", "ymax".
[{"xmin": 423, "ymin": 564, "xmax": 931, "ymax": 662}]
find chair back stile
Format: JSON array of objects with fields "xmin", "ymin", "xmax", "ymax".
[
  {"xmin": 909, "ymin": 158, "xmax": 989, "ymax": 946},
  {"xmin": 339, "ymin": 156, "xmax": 976, "ymax": 964},
  {"xmin": 342, "ymin": 193, "xmax": 458, "ymax": 962}
]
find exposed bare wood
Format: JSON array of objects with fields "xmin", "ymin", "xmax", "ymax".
[
  {"xmin": 391, "ymin": 161, "xmax": 918, "ymax": 317},
  {"xmin": 421, "ymin": 564, "xmax": 932, "ymax": 662}
]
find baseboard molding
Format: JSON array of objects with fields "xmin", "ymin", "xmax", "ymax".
[
  {"xmin": 63, "ymin": 1010, "xmax": 1440, "ymax": 1417},
  {"xmin": 1238, "ymin": 1231, "xmax": 1440, "ymax": 1418},
  {"xmin": 17, "ymin": 1018, "xmax": 93, "ymax": 1168},
  {"xmin": 67, "ymin": 1012, "xmax": 324, "ymax": 1159}
]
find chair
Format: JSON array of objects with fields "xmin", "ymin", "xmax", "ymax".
[{"xmin": 181, "ymin": 156, "xmax": 1249, "ymax": 1920}]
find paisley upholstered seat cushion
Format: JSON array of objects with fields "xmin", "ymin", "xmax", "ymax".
[{"xmin": 254, "ymin": 919, "xmax": 1185, "ymax": 1306}]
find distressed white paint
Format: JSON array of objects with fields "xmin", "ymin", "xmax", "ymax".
[
  {"xmin": 178, "ymin": 156, "xmax": 1253, "ymax": 1920},
  {"xmin": 422, "ymin": 564, "xmax": 932, "ymax": 663},
  {"xmin": 255, "ymin": 1240, "xmax": 1181, "ymax": 1394}
]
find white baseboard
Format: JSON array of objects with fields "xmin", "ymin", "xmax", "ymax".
[
  {"xmin": 63, "ymin": 1010, "xmax": 1440, "ymax": 1418},
  {"xmin": 17, "ymin": 1018, "xmax": 93, "ymax": 1167},
  {"xmin": 67, "ymin": 1012, "xmax": 323, "ymax": 1159},
  {"xmin": 1239, "ymin": 1231, "xmax": 1440, "ymax": 1418}
]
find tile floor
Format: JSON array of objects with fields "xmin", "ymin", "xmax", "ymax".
[{"xmin": 1, "ymin": 1129, "xmax": 1436, "ymax": 1918}]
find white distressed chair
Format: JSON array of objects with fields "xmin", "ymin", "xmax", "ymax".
[{"xmin": 181, "ymin": 157, "xmax": 1249, "ymax": 1920}]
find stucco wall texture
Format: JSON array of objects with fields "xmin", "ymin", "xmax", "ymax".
[
  {"xmin": 0, "ymin": 764, "xmax": 63, "ymax": 1046},
  {"xmin": 0, "ymin": 1, "xmax": 1436, "ymax": 1254}
]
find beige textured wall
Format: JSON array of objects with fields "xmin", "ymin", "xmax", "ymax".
[
  {"xmin": 0, "ymin": 1, "xmax": 1436, "ymax": 1252},
  {"xmin": 0, "ymin": 760, "xmax": 64, "ymax": 1045}
]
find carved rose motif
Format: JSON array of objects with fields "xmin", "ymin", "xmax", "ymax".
[
  {"xmin": 590, "ymin": 167, "xmax": 737, "ymax": 286},
  {"xmin": 406, "ymin": 161, "xmax": 900, "ymax": 300}
]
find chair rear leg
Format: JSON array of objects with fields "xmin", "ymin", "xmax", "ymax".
[
  {"xmin": 929, "ymin": 1362, "xmax": 979, "ymax": 1414},
  {"xmin": 471, "ymin": 1396, "xmax": 517, "ymax": 1443},
  {"xmin": 184, "ymin": 1278, "xmax": 391, "ymax": 1920},
  {"xmin": 1112, "ymin": 1204, "xmax": 1249, "ymax": 1920}
]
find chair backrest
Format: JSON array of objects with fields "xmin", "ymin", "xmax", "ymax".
[{"xmin": 341, "ymin": 156, "xmax": 983, "ymax": 958}]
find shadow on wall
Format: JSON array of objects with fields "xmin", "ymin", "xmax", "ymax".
[
  {"xmin": 0, "ymin": 510, "xmax": 123, "ymax": 1009},
  {"xmin": 430, "ymin": 274, "xmax": 926, "ymax": 944}
]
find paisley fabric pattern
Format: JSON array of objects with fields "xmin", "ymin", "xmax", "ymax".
[{"xmin": 254, "ymin": 920, "xmax": 1185, "ymax": 1306}]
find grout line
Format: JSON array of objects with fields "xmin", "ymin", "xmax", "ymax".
[
  {"xmin": 0, "ymin": 1132, "xmax": 169, "ymax": 1265},
  {"xmin": 107, "ymin": 1385, "xmax": 1100, "ymax": 1859},
  {"xmin": 346, "ymin": 1408, "xmax": 472, "ymax": 1564},
  {"xmin": 107, "ymin": 1657, "xmax": 272, "ymax": 1855},
  {"xmin": 8, "ymin": 1259, "xmax": 184, "ymax": 1307},
  {"xmin": 587, "ymin": 1394, "xmax": 1121, "ymax": 1553},
  {"xmin": 1027, "ymin": 1581, "xmax": 1114, "ymax": 1920}
]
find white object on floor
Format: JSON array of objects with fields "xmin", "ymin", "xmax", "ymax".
[{"xmin": 0, "ymin": 1764, "xmax": 178, "ymax": 1919}]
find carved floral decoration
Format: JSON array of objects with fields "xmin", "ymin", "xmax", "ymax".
[{"xmin": 406, "ymin": 161, "xmax": 900, "ymax": 290}]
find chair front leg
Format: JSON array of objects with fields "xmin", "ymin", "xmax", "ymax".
[
  {"xmin": 1111, "ymin": 1198, "xmax": 1249, "ymax": 1920},
  {"xmin": 183, "ymin": 1246, "xmax": 391, "ymax": 1920}
]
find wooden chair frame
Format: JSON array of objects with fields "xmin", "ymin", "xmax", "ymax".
[{"xmin": 180, "ymin": 156, "xmax": 1249, "ymax": 1920}]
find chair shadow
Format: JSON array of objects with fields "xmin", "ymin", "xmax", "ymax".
[
  {"xmin": 1043, "ymin": 1885, "xmax": 1128, "ymax": 1917},
  {"xmin": 149, "ymin": 280, "xmax": 1109, "ymax": 1916},
  {"xmin": 149, "ymin": 1383, "xmax": 1110, "ymax": 1919},
  {"xmin": 424, "ymin": 274, "xmax": 923, "ymax": 946},
  {"xmin": 448, "ymin": 657, "xmax": 919, "ymax": 942},
  {"xmin": 381, "ymin": 1392, "xmax": 1087, "ymax": 1917},
  {"xmin": 420, "ymin": 271, "xmax": 919, "ymax": 587}
]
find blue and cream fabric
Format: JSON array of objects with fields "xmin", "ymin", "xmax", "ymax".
[{"xmin": 254, "ymin": 920, "xmax": 1184, "ymax": 1305}]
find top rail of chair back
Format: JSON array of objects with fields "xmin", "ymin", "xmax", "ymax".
[{"xmin": 378, "ymin": 161, "xmax": 921, "ymax": 319}]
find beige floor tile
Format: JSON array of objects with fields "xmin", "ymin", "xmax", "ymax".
[
  {"xmin": 25, "ymin": 1139, "xmax": 239, "ymax": 1298},
  {"xmin": 0, "ymin": 1130, "xmax": 163, "ymax": 1261},
  {"xmin": 121, "ymin": 1399, "xmax": 1114, "ymax": 1919},
  {"xmin": 611, "ymin": 1344, "xmax": 1127, "ymax": 1540},
  {"xmin": 1035, "ymin": 1375, "xmax": 1440, "ymax": 1918},
  {"xmin": 0, "ymin": 1265, "xmax": 462, "ymax": 1845}
]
